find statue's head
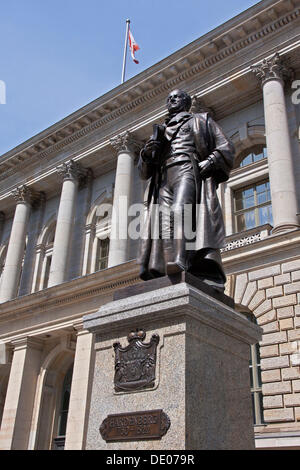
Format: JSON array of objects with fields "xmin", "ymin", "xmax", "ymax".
[{"xmin": 166, "ymin": 89, "xmax": 192, "ymax": 115}]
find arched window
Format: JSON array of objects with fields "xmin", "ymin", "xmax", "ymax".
[
  {"xmin": 32, "ymin": 219, "xmax": 56, "ymax": 292},
  {"xmin": 41, "ymin": 224, "xmax": 55, "ymax": 289},
  {"xmin": 34, "ymin": 347, "xmax": 74, "ymax": 450},
  {"xmin": 239, "ymin": 145, "xmax": 267, "ymax": 168},
  {"xmin": 53, "ymin": 365, "xmax": 73, "ymax": 450},
  {"xmin": 93, "ymin": 210, "xmax": 110, "ymax": 272},
  {"xmin": 57, "ymin": 366, "xmax": 73, "ymax": 437},
  {"xmin": 230, "ymin": 125, "xmax": 267, "ymax": 169},
  {"xmin": 82, "ymin": 188, "xmax": 112, "ymax": 275}
]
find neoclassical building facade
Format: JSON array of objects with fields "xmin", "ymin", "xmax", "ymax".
[{"xmin": 1, "ymin": 0, "xmax": 300, "ymax": 450}]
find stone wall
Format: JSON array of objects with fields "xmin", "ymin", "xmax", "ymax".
[{"xmin": 232, "ymin": 257, "xmax": 300, "ymax": 426}]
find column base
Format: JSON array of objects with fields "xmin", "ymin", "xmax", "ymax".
[{"xmin": 83, "ymin": 276, "xmax": 262, "ymax": 450}]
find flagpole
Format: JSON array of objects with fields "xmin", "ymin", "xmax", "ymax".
[{"xmin": 121, "ymin": 19, "xmax": 130, "ymax": 84}]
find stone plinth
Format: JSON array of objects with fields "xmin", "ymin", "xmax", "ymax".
[{"xmin": 83, "ymin": 277, "xmax": 262, "ymax": 450}]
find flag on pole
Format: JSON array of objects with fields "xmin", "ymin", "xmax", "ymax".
[{"xmin": 128, "ymin": 27, "xmax": 140, "ymax": 64}]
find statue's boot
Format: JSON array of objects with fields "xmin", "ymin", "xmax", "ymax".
[
  {"xmin": 165, "ymin": 230, "xmax": 187, "ymax": 275},
  {"xmin": 190, "ymin": 249, "xmax": 226, "ymax": 292}
]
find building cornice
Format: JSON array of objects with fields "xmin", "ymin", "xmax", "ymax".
[
  {"xmin": 0, "ymin": 228, "xmax": 300, "ymax": 341},
  {"xmin": 0, "ymin": 0, "xmax": 299, "ymax": 186},
  {"xmin": 0, "ymin": 260, "xmax": 140, "ymax": 332}
]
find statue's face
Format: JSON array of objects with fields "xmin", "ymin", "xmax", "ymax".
[{"xmin": 167, "ymin": 90, "xmax": 187, "ymax": 114}]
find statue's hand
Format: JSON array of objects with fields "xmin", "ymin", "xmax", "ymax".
[
  {"xmin": 198, "ymin": 159, "xmax": 214, "ymax": 178},
  {"xmin": 143, "ymin": 139, "xmax": 162, "ymax": 160}
]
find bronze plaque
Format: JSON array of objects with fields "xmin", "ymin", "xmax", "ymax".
[
  {"xmin": 99, "ymin": 409, "xmax": 170, "ymax": 442},
  {"xmin": 113, "ymin": 329, "xmax": 159, "ymax": 392}
]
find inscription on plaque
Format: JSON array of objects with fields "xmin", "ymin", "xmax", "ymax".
[
  {"xmin": 113, "ymin": 329, "xmax": 159, "ymax": 392},
  {"xmin": 99, "ymin": 409, "xmax": 170, "ymax": 442}
]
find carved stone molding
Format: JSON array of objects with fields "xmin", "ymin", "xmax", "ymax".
[
  {"xmin": 110, "ymin": 131, "xmax": 141, "ymax": 156},
  {"xmin": 251, "ymin": 52, "xmax": 294, "ymax": 86},
  {"xmin": 221, "ymin": 224, "xmax": 272, "ymax": 253},
  {"xmin": 56, "ymin": 159, "xmax": 88, "ymax": 183},
  {"xmin": 11, "ymin": 185, "xmax": 41, "ymax": 206},
  {"xmin": 11, "ymin": 336, "xmax": 44, "ymax": 351}
]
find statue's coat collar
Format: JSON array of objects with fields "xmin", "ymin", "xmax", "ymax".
[{"xmin": 165, "ymin": 111, "xmax": 192, "ymax": 126}]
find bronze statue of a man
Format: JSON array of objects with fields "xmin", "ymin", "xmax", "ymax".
[{"xmin": 137, "ymin": 89, "xmax": 235, "ymax": 291}]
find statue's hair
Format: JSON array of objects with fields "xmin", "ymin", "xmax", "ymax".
[
  {"xmin": 180, "ymin": 90, "xmax": 192, "ymax": 111},
  {"xmin": 168, "ymin": 89, "xmax": 192, "ymax": 111}
]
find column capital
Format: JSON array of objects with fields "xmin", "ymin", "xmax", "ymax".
[
  {"xmin": 72, "ymin": 320, "xmax": 91, "ymax": 336},
  {"xmin": 11, "ymin": 185, "xmax": 41, "ymax": 206},
  {"xmin": 251, "ymin": 53, "xmax": 294, "ymax": 86},
  {"xmin": 56, "ymin": 159, "xmax": 88, "ymax": 183},
  {"xmin": 10, "ymin": 336, "xmax": 44, "ymax": 352},
  {"xmin": 110, "ymin": 131, "xmax": 141, "ymax": 156}
]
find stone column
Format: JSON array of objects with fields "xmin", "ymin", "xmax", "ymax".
[
  {"xmin": 108, "ymin": 132, "xmax": 140, "ymax": 267},
  {"xmin": 251, "ymin": 53, "xmax": 300, "ymax": 233},
  {"xmin": 0, "ymin": 186, "xmax": 38, "ymax": 303},
  {"xmin": 0, "ymin": 337, "xmax": 43, "ymax": 450},
  {"xmin": 48, "ymin": 160, "xmax": 87, "ymax": 287},
  {"xmin": 64, "ymin": 324, "xmax": 94, "ymax": 450}
]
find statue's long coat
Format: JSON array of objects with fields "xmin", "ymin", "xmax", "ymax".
[{"xmin": 138, "ymin": 112, "xmax": 235, "ymax": 280}]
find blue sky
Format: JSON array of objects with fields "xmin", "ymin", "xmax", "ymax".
[{"xmin": 0, "ymin": 0, "xmax": 259, "ymax": 156}]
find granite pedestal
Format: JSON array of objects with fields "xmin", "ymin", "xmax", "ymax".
[{"xmin": 83, "ymin": 275, "xmax": 262, "ymax": 450}]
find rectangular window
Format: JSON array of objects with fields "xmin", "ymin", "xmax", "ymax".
[
  {"xmin": 43, "ymin": 256, "xmax": 52, "ymax": 289},
  {"xmin": 234, "ymin": 180, "xmax": 273, "ymax": 232},
  {"xmin": 244, "ymin": 312, "xmax": 264, "ymax": 425},
  {"xmin": 249, "ymin": 342, "xmax": 264, "ymax": 425},
  {"xmin": 95, "ymin": 238, "xmax": 110, "ymax": 271}
]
